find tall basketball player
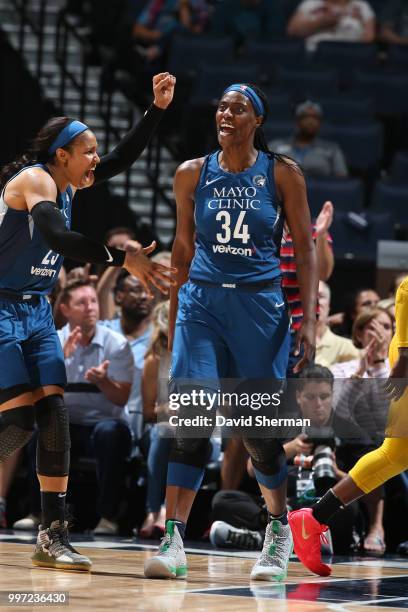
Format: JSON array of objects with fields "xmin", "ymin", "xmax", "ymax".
[
  {"xmin": 144, "ymin": 83, "xmax": 318, "ymax": 581},
  {"xmin": 0, "ymin": 73, "xmax": 176, "ymax": 570},
  {"xmin": 289, "ymin": 275, "xmax": 408, "ymax": 577}
]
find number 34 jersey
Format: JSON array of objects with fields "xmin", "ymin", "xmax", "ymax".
[
  {"xmin": 190, "ymin": 150, "xmax": 284, "ymax": 285},
  {"xmin": 0, "ymin": 164, "xmax": 72, "ymax": 295}
]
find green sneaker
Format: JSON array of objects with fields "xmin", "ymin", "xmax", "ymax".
[
  {"xmin": 144, "ymin": 520, "xmax": 187, "ymax": 579},
  {"xmin": 250, "ymin": 520, "xmax": 293, "ymax": 582},
  {"xmin": 32, "ymin": 521, "xmax": 92, "ymax": 571}
]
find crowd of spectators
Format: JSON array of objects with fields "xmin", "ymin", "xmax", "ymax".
[{"xmin": 0, "ymin": 216, "xmax": 407, "ymax": 555}]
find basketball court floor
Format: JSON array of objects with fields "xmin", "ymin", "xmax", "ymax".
[{"xmin": 1, "ymin": 531, "xmax": 408, "ymax": 611}]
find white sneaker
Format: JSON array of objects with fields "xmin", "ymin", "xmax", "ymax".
[
  {"xmin": 92, "ymin": 518, "xmax": 119, "ymax": 536},
  {"xmin": 250, "ymin": 520, "xmax": 293, "ymax": 582},
  {"xmin": 144, "ymin": 520, "xmax": 187, "ymax": 579},
  {"xmin": 13, "ymin": 514, "xmax": 41, "ymax": 531}
]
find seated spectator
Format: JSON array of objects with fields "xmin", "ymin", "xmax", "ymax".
[
  {"xmin": 331, "ymin": 286, "xmax": 380, "ymax": 337},
  {"xmin": 316, "ymin": 280, "xmax": 361, "ymax": 367},
  {"xmin": 101, "ymin": 272, "xmax": 154, "ymax": 442},
  {"xmin": 270, "ymin": 101, "xmax": 349, "ymax": 178},
  {"xmin": 139, "ymin": 300, "xmax": 172, "ymax": 538},
  {"xmin": 331, "ymin": 308, "xmax": 394, "ymax": 554},
  {"xmin": 16, "ymin": 280, "xmax": 134, "ymax": 535},
  {"xmin": 287, "ymin": 0, "xmax": 376, "ymax": 52},
  {"xmin": 380, "ymin": 0, "xmax": 408, "ymax": 46},
  {"xmin": 133, "ymin": 0, "xmax": 211, "ymax": 63},
  {"xmin": 331, "ymin": 307, "xmax": 393, "ymax": 431}
]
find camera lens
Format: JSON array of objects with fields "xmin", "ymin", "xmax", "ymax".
[{"xmin": 313, "ymin": 445, "xmax": 337, "ymax": 496}]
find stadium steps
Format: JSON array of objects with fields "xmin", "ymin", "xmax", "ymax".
[{"xmin": 0, "ymin": 0, "xmax": 175, "ymax": 244}]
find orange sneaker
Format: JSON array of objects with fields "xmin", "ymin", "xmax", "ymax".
[{"xmin": 288, "ymin": 508, "xmax": 331, "ymax": 577}]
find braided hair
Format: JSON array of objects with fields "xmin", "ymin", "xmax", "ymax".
[
  {"xmin": 0, "ymin": 116, "xmax": 75, "ymax": 191},
  {"xmin": 243, "ymin": 83, "xmax": 303, "ymax": 176}
]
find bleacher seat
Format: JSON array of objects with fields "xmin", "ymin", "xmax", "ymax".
[
  {"xmin": 372, "ymin": 181, "xmax": 408, "ymax": 226},
  {"xmin": 245, "ymin": 40, "xmax": 306, "ymax": 80},
  {"xmin": 307, "ymin": 178, "xmax": 364, "ymax": 218},
  {"xmin": 262, "ymin": 90, "xmax": 293, "ymax": 121},
  {"xmin": 277, "ymin": 66, "xmax": 338, "ymax": 101},
  {"xmin": 190, "ymin": 64, "xmax": 261, "ymax": 106},
  {"xmin": 388, "ymin": 44, "xmax": 408, "ymax": 67},
  {"xmin": 331, "ymin": 211, "xmax": 394, "ymax": 262},
  {"xmin": 264, "ymin": 121, "xmax": 293, "ymax": 142},
  {"xmin": 353, "ymin": 70, "xmax": 408, "ymax": 115},
  {"xmin": 318, "ymin": 96, "xmax": 374, "ymax": 125},
  {"xmin": 390, "ymin": 151, "xmax": 408, "ymax": 182},
  {"xmin": 321, "ymin": 123, "xmax": 383, "ymax": 172},
  {"xmin": 167, "ymin": 36, "xmax": 235, "ymax": 78},
  {"xmin": 315, "ymin": 41, "xmax": 378, "ymax": 83}
]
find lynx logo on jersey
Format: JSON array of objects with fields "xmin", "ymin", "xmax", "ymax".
[{"xmin": 253, "ymin": 175, "xmax": 266, "ymax": 187}]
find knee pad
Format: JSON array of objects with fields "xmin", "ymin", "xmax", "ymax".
[
  {"xmin": 35, "ymin": 394, "xmax": 70, "ymax": 477},
  {"xmin": 243, "ymin": 437, "xmax": 287, "ymax": 489},
  {"xmin": 0, "ymin": 405, "xmax": 35, "ymax": 462},
  {"xmin": 169, "ymin": 436, "xmax": 211, "ymax": 469}
]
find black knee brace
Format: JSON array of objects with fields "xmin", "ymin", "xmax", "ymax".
[
  {"xmin": 170, "ymin": 436, "xmax": 211, "ymax": 469},
  {"xmin": 0, "ymin": 405, "xmax": 35, "ymax": 462},
  {"xmin": 242, "ymin": 437, "xmax": 285, "ymax": 476},
  {"xmin": 35, "ymin": 394, "xmax": 70, "ymax": 476}
]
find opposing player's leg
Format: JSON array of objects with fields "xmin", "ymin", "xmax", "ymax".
[{"xmin": 289, "ymin": 437, "xmax": 408, "ymax": 576}]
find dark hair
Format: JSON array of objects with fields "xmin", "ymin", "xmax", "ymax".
[
  {"xmin": 59, "ymin": 278, "xmax": 96, "ymax": 305},
  {"xmin": 113, "ymin": 269, "xmax": 130, "ymax": 295},
  {"xmin": 105, "ymin": 226, "xmax": 136, "ymax": 243},
  {"xmin": 0, "ymin": 116, "xmax": 76, "ymax": 191},
  {"xmin": 297, "ymin": 364, "xmax": 334, "ymax": 390},
  {"xmin": 241, "ymin": 83, "xmax": 303, "ymax": 175}
]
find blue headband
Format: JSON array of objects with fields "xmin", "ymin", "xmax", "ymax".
[
  {"xmin": 222, "ymin": 84, "xmax": 265, "ymax": 117},
  {"xmin": 48, "ymin": 120, "xmax": 89, "ymax": 155}
]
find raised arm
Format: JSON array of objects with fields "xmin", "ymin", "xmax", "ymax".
[
  {"xmin": 93, "ymin": 73, "xmax": 176, "ymax": 184},
  {"xmin": 168, "ymin": 159, "xmax": 203, "ymax": 351},
  {"xmin": 275, "ymin": 159, "xmax": 318, "ymax": 372}
]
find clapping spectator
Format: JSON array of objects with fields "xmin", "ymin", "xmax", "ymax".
[
  {"xmin": 270, "ymin": 101, "xmax": 348, "ymax": 178},
  {"xmin": 331, "ymin": 308, "xmax": 394, "ymax": 555},
  {"xmin": 287, "ymin": 0, "xmax": 376, "ymax": 52}
]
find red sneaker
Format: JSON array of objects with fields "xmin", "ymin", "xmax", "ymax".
[{"xmin": 288, "ymin": 508, "xmax": 332, "ymax": 577}]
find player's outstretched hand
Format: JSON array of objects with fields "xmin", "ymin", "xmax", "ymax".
[
  {"xmin": 123, "ymin": 240, "xmax": 177, "ymax": 298},
  {"xmin": 153, "ymin": 72, "xmax": 176, "ymax": 109},
  {"xmin": 293, "ymin": 319, "xmax": 316, "ymax": 373}
]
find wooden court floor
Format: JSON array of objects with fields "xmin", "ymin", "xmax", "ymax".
[{"xmin": 1, "ymin": 535, "xmax": 408, "ymax": 611}]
